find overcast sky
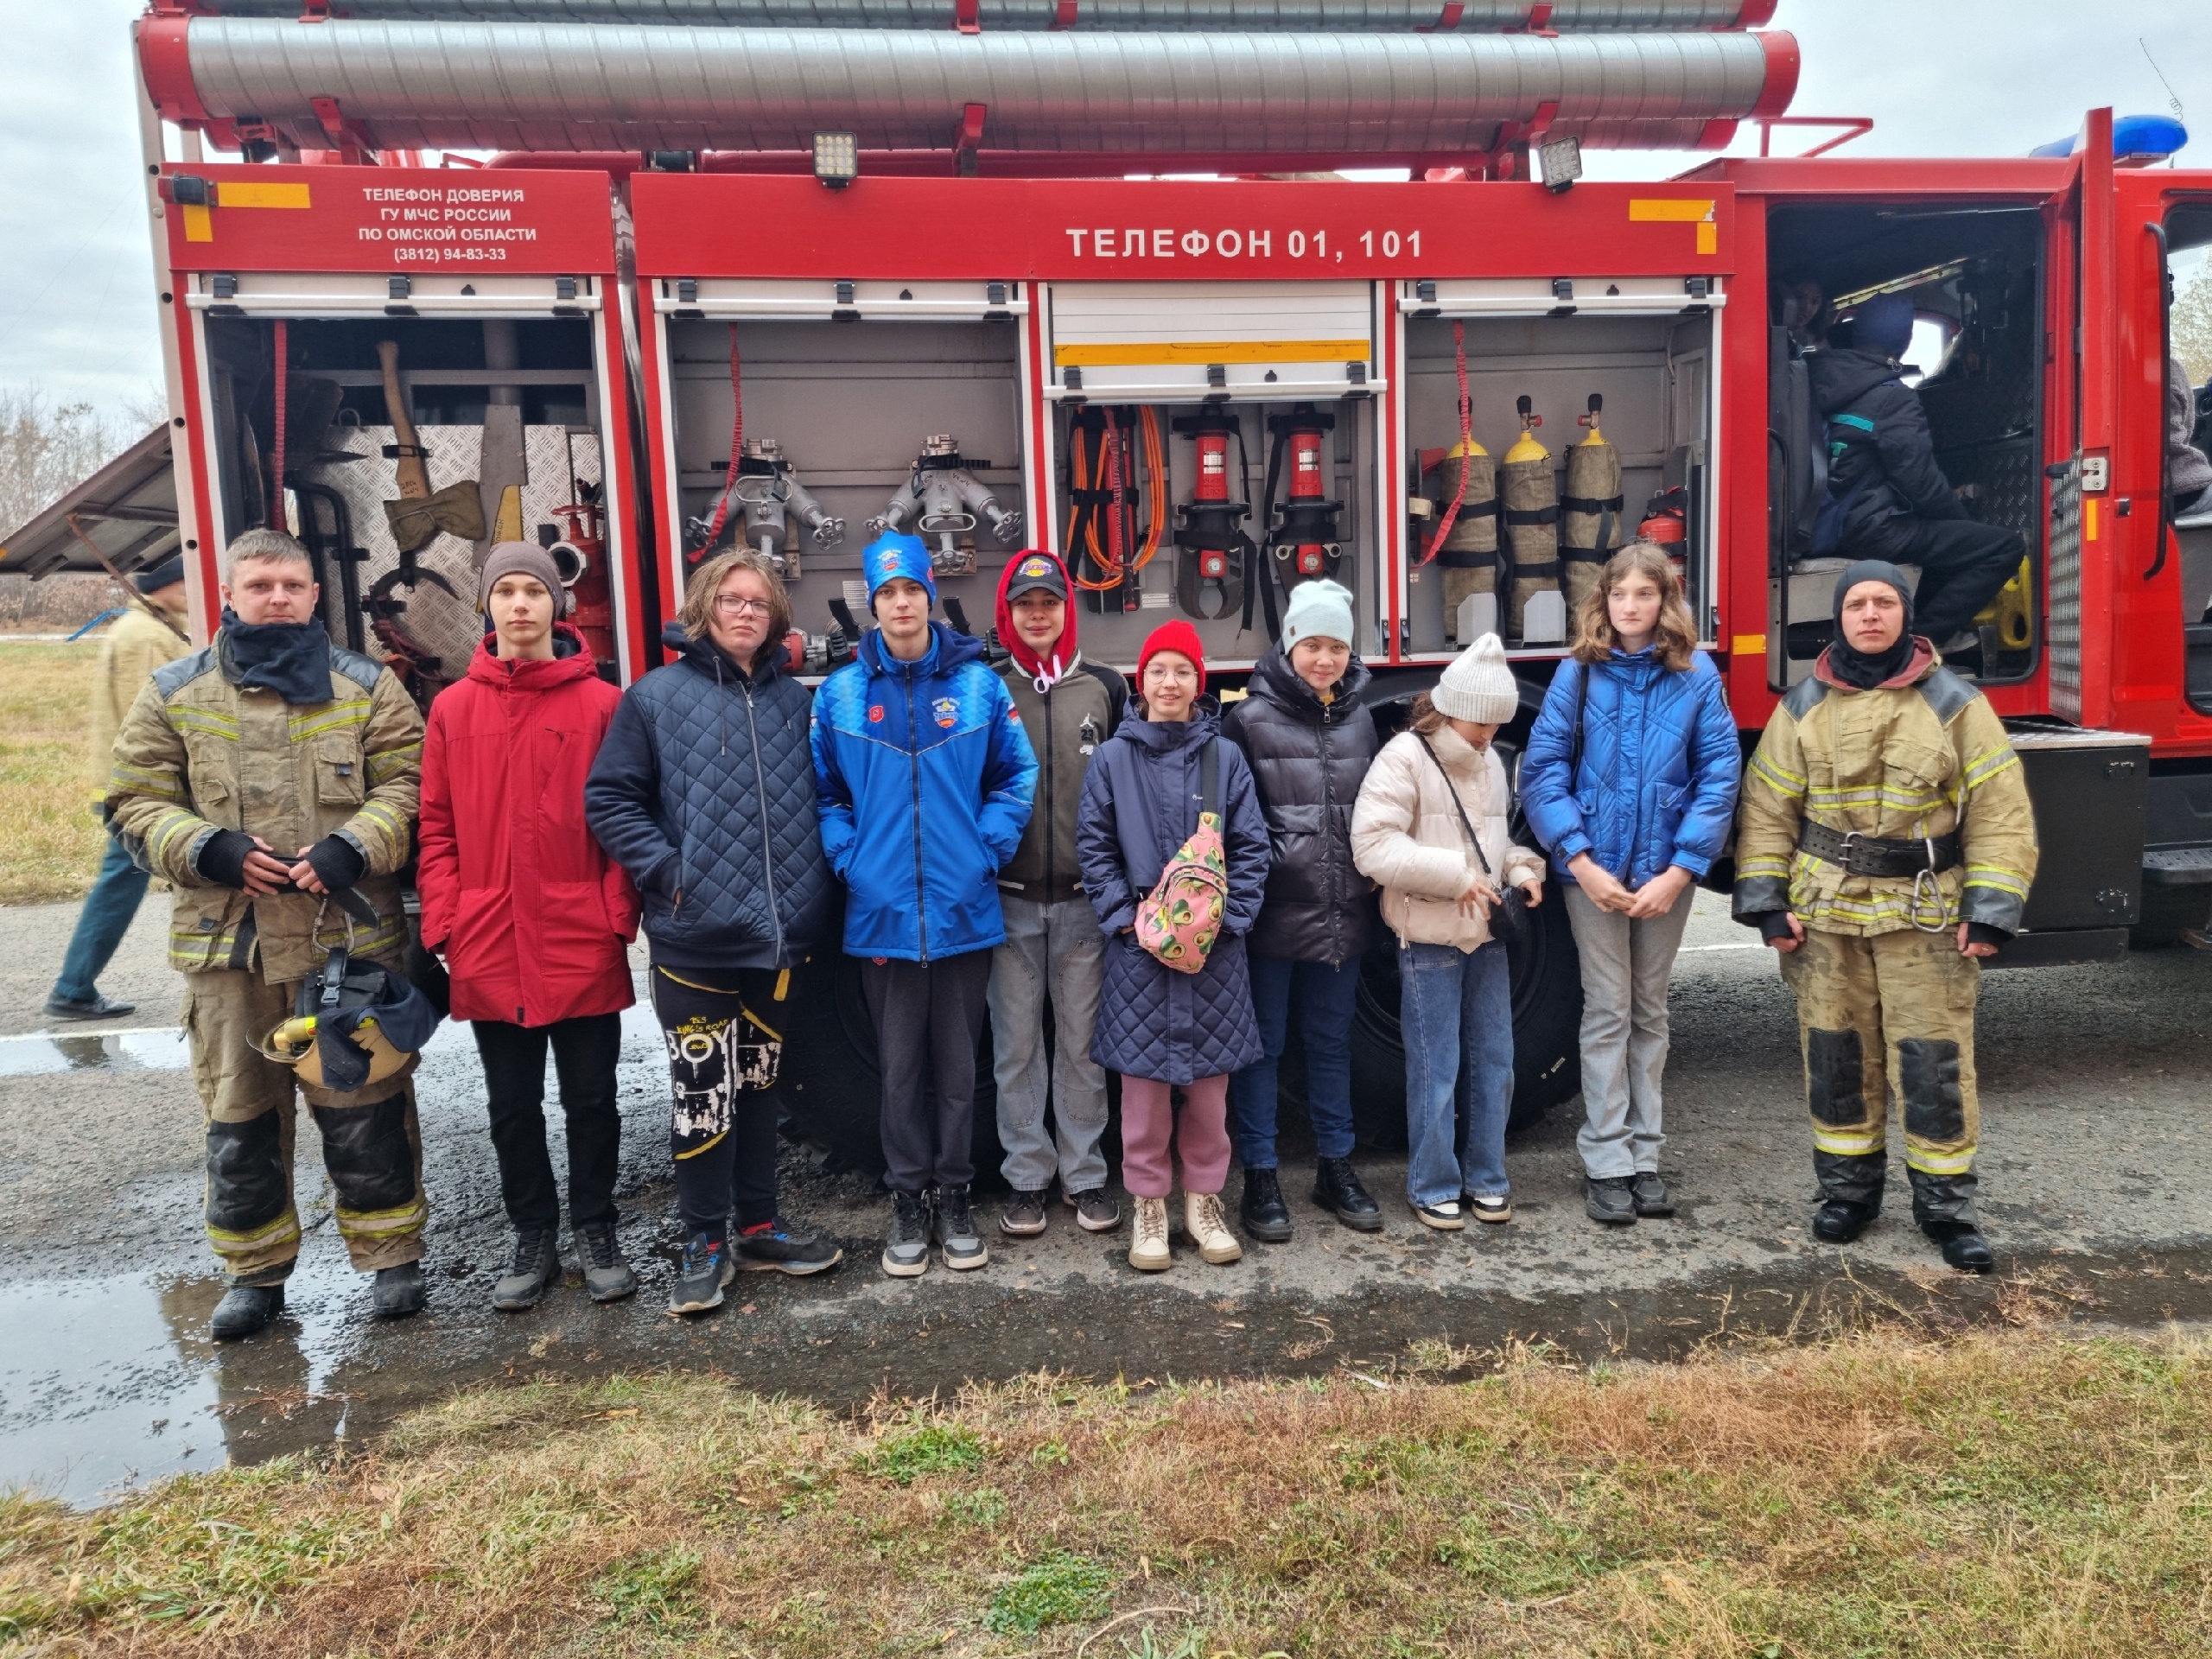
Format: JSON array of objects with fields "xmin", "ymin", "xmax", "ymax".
[{"xmin": 1, "ymin": 0, "xmax": 2209, "ymax": 426}]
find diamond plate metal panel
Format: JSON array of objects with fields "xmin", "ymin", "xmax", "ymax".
[{"xmin": 2046, "ymin": 460, "xmax": 2081, "ymax": 722}]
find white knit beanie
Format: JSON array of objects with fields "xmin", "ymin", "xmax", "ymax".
[
  {"xmin": 1282, "ymin": 578, "xmax": 1356, "ymax": 651},
  {"xmin": 1431, "ymin": 632, "xmax": 1520, "ymax": 725}
]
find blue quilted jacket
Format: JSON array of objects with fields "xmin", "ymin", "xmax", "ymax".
[
  {"xmin": 584, "ymin": 624, "xmax": 836, "ymax": 974},
  {"xmin": 811, "ymin": 622, "xmax": 1038, "ymax": 962},
  {"xmin": 1519, "ymin": 648, "xmax": 1742, "ymax": 888}
]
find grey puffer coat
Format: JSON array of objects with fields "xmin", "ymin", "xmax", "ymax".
[
  {"xmin": 1221, "ymin": 645, "xmax": 1380, "ymax": 965},
  {"xmin": 1076, "ymin": 706, "xmax": 1270, "ymax": 1084}
]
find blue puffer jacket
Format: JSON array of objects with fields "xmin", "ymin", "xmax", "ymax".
[
  {"xmin": 811, "ymin": 622, "xmax": 1038, "ymax": 961},
  {"xmin": 583, "ymin": 623, "xmax": 835, "ymax": 974},
  {"xmin": 1519, "ymin": 648, "xmax": 1742, "ymax": 888},
  {"xmin": 1077, "ymin": 707, "xmax": 1270, "ymax": 1084}
]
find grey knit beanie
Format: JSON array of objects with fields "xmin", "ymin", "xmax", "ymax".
[
  {"xmin": 1431, "ymin": 632, "xmax": 1519, "ymax": 725},
  {"xmin": 1282, "ymin": 578, "xmax": 1356, "ymax": 651},
  {"xmin": 478, "ymin": 542, "xmax": 570, "ymax": 616}
]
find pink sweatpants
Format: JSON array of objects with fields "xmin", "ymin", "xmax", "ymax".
[{"xmin": 1118, "ymin": 1075, "xmax": 1231, "ymax": 1198}]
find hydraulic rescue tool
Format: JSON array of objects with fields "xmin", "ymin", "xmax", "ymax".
[
  {"xmin": 871, "ymin": 433, "xmax": 1022, "ymax": 575},
  {"xmin": 1417, "ymin": 320, "xmax": 1502, "ymax": 643},
  {"xmin": 1265, "ymin": 404, "xmax": 1344, "ymax": 587},
  {"xmin": 1561, "ymin": 392, "xmax": 1624, "ymax": 616},
  {"xmin": 1065, "ymin": 405, "xmax": 1166, "ymax": 613},
  {"xmin": 1170, "ymin": 407, "xmax": 1252, "ymax": 620},
  {"xmin": 1501, "ymin": 394, "xmax": 1565, "ymax": 644}
]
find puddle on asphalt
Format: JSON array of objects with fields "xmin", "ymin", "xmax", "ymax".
[{"xmin": 7, "ymin": 1241, "xmax": 2211, "ymax": 1510}]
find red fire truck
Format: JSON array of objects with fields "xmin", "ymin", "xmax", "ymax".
[{"xmin": 124, "ymin": 3, "xmax": 2212, "ymax": 1160}]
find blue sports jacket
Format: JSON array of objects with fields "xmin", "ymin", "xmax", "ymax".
[
  {"xmin": 1519, "ymin": 648, "xmax": 1742, "ymax": 889},
  {"xmin": 811, "ymin": 621, "xmax": 1039, "ymax": 961}
]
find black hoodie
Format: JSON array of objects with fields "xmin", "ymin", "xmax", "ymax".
[{"xmin": 1806, "ymin": 347, "xmax": 1967, "ymax": 558}]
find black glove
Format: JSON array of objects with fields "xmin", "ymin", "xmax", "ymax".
[
  {"xmin": 302, "ymin": 834, "xmax": 366, "ymax": 893},
  {"xmin": 1755, "ymin": 912, "xmax": 1798, "ymax": 944},
  {"xmin": 1964, "ymin": 921, "xmax": 2010, "ymax": 951},
  {"xmin": 194, "ymin": 830, "xmax": 261, "ymax": 890}
]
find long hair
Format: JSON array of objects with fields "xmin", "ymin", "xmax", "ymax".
[
  {"xmin": 1569, "ymin": 543, "xmax": 1698, "ymax": 671},
  {"xmin": 1405, "ymin": 691, "xmax": 1449, "ymax": 736},
  {"xmin": 679, "ymin": 547, "xmax": 792, "ymax": 647}
]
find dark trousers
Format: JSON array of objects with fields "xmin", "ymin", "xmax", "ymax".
[
  {"xmin": 1883, "ymin": 518, "xmax": 2025, "ymax": 646},
  {"xmin": 1229, "ymin": 953, "xmax": 1362, "ymax": 1169},
  {"xmin": 473, "ymin": 1012, "xmax": 624, "ymax": 1234},
  {"xmin": 52, "ymin": 830, "xmax": 150, "ymax": 1004},
  {"xmin": 861, "ymin": 950, "xmax": 994, "ymax": 1195},
  {"xmin": 650, "ymin": 967, "xmax": 789, "ymax": 1242}
]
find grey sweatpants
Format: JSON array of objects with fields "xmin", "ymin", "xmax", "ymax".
[
  {"xmin": 987, "ymin": 894, "xmax": 1110, "ymax": 1193},
  {"xmin": 1564, "ymin": 881, "xmax": 1695, "ymax": 1179}
]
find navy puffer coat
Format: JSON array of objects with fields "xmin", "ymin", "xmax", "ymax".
[
  {"xmin": 1077, "ymin": 706, "xmax": 1270, "ymax": 1084},
  {"xmin": 584, "ymin": 623, "xmax": 835, "ymax": 974}
]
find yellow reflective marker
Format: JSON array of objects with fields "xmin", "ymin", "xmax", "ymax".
[{"xmin": 1629, "ymin": 198, "xmax": 1719, "ymax": 256}]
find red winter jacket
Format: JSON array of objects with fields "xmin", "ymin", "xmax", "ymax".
[{"xmin": 418, "ymin": 629, "xmax": 639, "ymax": 1027}]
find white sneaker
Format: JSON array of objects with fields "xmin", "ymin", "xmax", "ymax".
[
  {"xmin": 1185, "ymin": 1192, "xmax": 1243, "ymax": 1265},
  {"xmin": 1129, "ymin": 1197, "xmax": 1172, "ymax": 1272}
]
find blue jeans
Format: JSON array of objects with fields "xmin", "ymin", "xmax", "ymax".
[
  {"xmin": 1230, "ymin": 953, "xmax": 1360, "ymax": 1168},
  {"xmin": 51, "ymin": 829, "xmax": 150, "ymax": 1005},
  {"xmin": 1398, "ymin": 940, "xmax": 1515, "ymax": 1206}
]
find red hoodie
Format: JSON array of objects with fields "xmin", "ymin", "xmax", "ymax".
[
  {"xmin": 995, "ymin": 550, "xmax": 1081, "ymax": 692},
  {"xmin": 418, "ymin": 627, "xmax": 638, "ymax": 1027}
]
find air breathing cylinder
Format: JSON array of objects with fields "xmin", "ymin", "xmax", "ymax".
[
  {"xmin": 1501, "ymin": 396, "xmax": 1564, "ymax": 644},
  {"xmin": 1434, "ymin": 437, "xmax": 1499, "ymax": 643},
  {"xmin": 1560, "ymin": 393, "xmax": 1623, "ymax": 620}
]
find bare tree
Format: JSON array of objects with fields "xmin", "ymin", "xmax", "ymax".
[
  {"xmin": 2176, "ymin": 265, "xmax": 2212, "ymax": 391},
  {"xmin": 0, "ymin": 385, "xmax": 152, "ymax": 542}
]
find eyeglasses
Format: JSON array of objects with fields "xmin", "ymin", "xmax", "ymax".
[{"xmin": 714, "ymin": 595, "xmax": 774, "ymax": 619}]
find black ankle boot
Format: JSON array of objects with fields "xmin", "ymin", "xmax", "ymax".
[
  {"xmin": 1313, "ymin": 1157, "xmax": 1382, "ymax": 1232},
  {"xmin": 1923, "ymin": 1221, "xmax": 1993, "ymax": 1274},
  {"xmin": 209, "ymin": 1281, "xmax": 284, "ymax": 1341},
  {"xmin": 1813, "ymin": 1198, "xmax": 1878, "ymax": 1243},
  {"xmin": 1240, "ymin": 1168, "xmax": 1293, "ymax": 1243}
]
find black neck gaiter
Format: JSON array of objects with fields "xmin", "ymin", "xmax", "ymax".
[{"xmin": 219, "ymin": 608, "xmax": 334, "ymax": 704}]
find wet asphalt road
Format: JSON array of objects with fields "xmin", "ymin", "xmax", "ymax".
[{"xmin": 3, "ymin": 890, "xmax": 2209, "ymax": 1505}]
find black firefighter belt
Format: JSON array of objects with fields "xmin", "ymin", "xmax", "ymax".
[{"xmin": 1797, "ymin": 820, "xmax": 1961, "ymax": 879}]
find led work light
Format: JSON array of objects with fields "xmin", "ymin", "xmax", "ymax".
[{"xmin": 813, "ymin": 131, "xmax": 859, "ymax": 188}]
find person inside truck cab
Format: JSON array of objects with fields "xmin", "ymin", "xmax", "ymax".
[
  {"xmin": 1808, "ymin": 293, "xmax": 2026, "ymax": 668},
  {"xmin": 2168, "ymin": 354, "xmax": 2212, "ymax": 523}
]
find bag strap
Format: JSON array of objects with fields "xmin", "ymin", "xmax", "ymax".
[
  {"xmin": 1415, "ymin": 734, "xmax": 1491, "ymax": 877},
  {"xmin": 1567, "ymin": 661, "xmax": 1589, "ymax": 793},
  {"xmin": 1199, "ymin": 736, "xmax": 1220, "ymax": 822}
]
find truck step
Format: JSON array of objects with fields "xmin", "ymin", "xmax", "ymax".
[{"xmin": 2142, "ymin": 847, "xmax": 2212, "ymax": 887}]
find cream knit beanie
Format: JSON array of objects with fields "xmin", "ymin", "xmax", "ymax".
[{"xmin": 1431, "ymin": 632, "xmax": 1519, "ymax": 725}]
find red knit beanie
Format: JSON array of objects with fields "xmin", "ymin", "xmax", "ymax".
[{"xmin": 1136, "ymin": 619, "xmax": 1207, "ymax": 694}]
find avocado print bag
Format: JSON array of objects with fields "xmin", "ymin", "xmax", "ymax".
[{"xmin": 1134, "ymin": 738, "xmax": 1228, "ymax": 976}]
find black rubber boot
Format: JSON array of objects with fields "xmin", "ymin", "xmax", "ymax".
[
  {"xmin": 1313, "ymin": 1157, "xmax": 1382, "ymax": 1232},
  {"xmin": 1924, "ymin": 1220, "xmax": 1994, "ymax": 1274},
  {"xmin": 1239, "ymin": 1168, "xmax": 1294, "ymax": 1243},
  {"xmin": 1813, "ymin": 1198, "xmax": 1878, "ymax": 1243},
  {"xmin": 372, "ymin": 1262, "xmax": 427, "ymax": 1319},
  {"xmin": 209, "ymin": 1281, "xmax": 284, "ymax": 1341},
  {"xmin": 1909, "ymin": 1169, "xmax": 1991, "ymax": 1274}
]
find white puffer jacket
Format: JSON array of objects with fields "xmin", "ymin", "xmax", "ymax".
[{"xmin": 1351, "ymin": 724, "xmax": 1545, "ymax": 951}]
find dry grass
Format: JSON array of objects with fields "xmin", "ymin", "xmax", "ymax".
[
  {"xmin": 3, "ymin": 1325, "xmax": 2209, "ymax": 1657},
  {"xmin": 0, "ymin": 640, "xmax": 106, "ymax": 905}
]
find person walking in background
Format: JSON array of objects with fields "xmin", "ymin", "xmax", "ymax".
[
  {"xmin": 105, "ymin": 529, "xmax": 428, "ymax": 1339},
  {"xmin": 1077, "ymin": 621, "xmax": 1269, "ymax": 1273},
  {"xmin": 1520, "ymin": 544, "xmax": 1740, "ymax": 1228},
  {"xmin": 1351, "ymin": 635, "xmax": 1544, "ymax": 1231},
  {"xmin": 418, "ymin": 544, "xmax": 640, "ymax": 1313},
  {"xmin": 812, "ymin": 534, "xmax": 1037, "ymax": 1279},
  {"xmin": 1221, "ymin": 578, "xmax": 1382, "ymax": 1243},
  {"xmin": 587, "ymin": 549, "xmax": 844, "ymax": 1315},
  {"xmin": 47, "ymin": 556, "xmax": 192, "ymax": 1022},
  {"xmin": 986, "ymin": 550, "xmax": 1127, "ymax": 1239}
]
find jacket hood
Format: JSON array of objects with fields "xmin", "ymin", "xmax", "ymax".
[
  {"xmin": 857, "ymin": 620, "xmax": 987, "ymax": 677},
  {"xmin": 1116, "ymin": 703, "xmax": 1221, "ymax": 754},
  {"xmin": 663, "ymin": 619, "xmax": 789, "ymax": 688},
  {"xmin": 1808, "ymin": 347, "xmax": 1905, "ymax": 416},
  {"xmin": 994, "ymin": 550, "xmax": 1080, "ymax": 691},
  {"xmin": 1249, "ymin": 643, "xmax": 1371, "ymax": 724},
  {"xmin": 466, "ymin": 623, "xmax": 597, "ymax": 689},
  {"xmin": 1813, "ymin": 635, "xmax": 1937, "ymax": 693}
]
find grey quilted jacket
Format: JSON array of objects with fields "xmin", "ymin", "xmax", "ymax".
[{"xmin": 584, "ymin": 624, "xmax": 835, "ymax": 974}]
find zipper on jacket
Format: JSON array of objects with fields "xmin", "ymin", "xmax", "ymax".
[
  {"xmin": 1043, "ymin": 689, "xmax": 1055, "ymax": 905},
  {"xmin": 906, "ymin": 663, "xmax": 929, "ymax": 962},
  {"xmin": 742, "ymin": 678, "xmax": 785, "ymax": 963},
  {"xmin": 1317, "ymin": 712, "xmax": 1338, "ymax": 965}
]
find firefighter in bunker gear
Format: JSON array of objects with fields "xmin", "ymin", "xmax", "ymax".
[
  {"xmin": 1733, "ymin": 560, "xmax": 2037, "ymax": 1274},
  {"xmin": 105, "ymin": 531, "xmax": 428, "ymax": 1337}
]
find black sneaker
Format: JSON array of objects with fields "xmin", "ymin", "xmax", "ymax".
[
  {"xmin": 372, "ymin": 1262, "xmax": 427, "ymax": 1319},
  {"xmin": 1630, "ymin": 1173, "xmax": 1674, "ymax": 1217},
  {"xmin": 932, "ymin": 1184, "xmax": 988, "ymax": 1271},
  {"xmin": 883, "ymin": 1190, "xmax": 932, "ymax": 1279},
  {"xmin": 493, "ymin": 1227, "xmax": 562, "ymax": 1312},
  {"xmin": 669, "ymin": 1231, "xmax": 734, "ymax": 1314},
  {"xmin": 45, "ymin": 992, "xmax": 133, "ymax": 1022},
  {"xmin": 1813, "ymin": 1198, "xmax": 1878, "ymax": 1243},
  {"xmin": 734, "ymin": 1221, "xmax": 844, "ymax": 1276},
  {"xmin": 209, "ymin": 1281, "xmax": 283, "ymax": 1340},
  {"xmin": 575, "ymin": 1220, "xmax": 639, "ymax": 1302},
  {"xmin": 1239, "ymin": 1168, "xmax": 1294, "ymax": 1243},
  {"xmin": 1313, "ymin": 1157, "xmax": 1383, "ymax": 1233},
  {"xmin": 1000, "ymin": 1188, "xmax": 1050, "ymax": 1236},
  {"xmin": 1065, "ymin": 1187, "xmax": 1122, "ymax": 1232},
  {"xmin": 1585, "ymin": 1176, "xmax": 1637, "ymax": 1226}
]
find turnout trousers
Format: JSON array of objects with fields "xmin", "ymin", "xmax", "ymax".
[
  {"xmin": 1777, "ymin": 925, "xmax": 1981, "ymax": 1224},
  {"xmin": 183, "ymin": 964, "xmax": 427, "ymax": 1285}
]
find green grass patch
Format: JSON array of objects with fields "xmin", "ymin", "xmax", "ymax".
[{"xmin": 983, "ymin": 1550, "xmax": 1115, "ymax": 1635}]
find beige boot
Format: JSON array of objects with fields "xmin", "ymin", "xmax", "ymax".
[
  {"xmin": 1185, "ymin": 1192, "xmax": 1243, "ymax": 1265},
  {"xmin": 1128, "ymin": 1197, "xmax": 1172, "ymax": 1272}
]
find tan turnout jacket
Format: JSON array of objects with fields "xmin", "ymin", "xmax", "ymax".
[
  {"xmin": 105, "ymin": 636, "xmax": 423, "ymax": 981},
  {"xmin": 86, "ymin": 604, "xmax": 189, "ymax": 798}
]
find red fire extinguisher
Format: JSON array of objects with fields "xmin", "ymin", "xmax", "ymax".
[{"xmin": 1265, "ymin": 404, "xmax": 1343, "ymax": 588}]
